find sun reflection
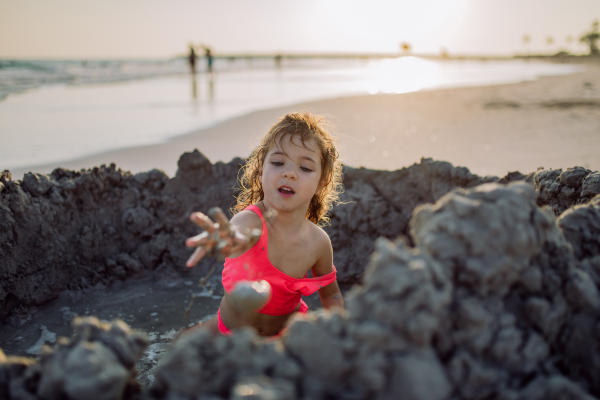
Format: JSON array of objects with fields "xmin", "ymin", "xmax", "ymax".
[{"xmin": 365, "ymin": 57, "xmax": 440, "ymax": 94}]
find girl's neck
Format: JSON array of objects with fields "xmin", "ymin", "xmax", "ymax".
[{"xmin": 259, "ymin": 200, "xmax": 309, "ymax": 231}]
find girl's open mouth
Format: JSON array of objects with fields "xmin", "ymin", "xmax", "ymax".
[{"xmin": 278, "ymin": 187, "xmax": 295, "ymax": 197}]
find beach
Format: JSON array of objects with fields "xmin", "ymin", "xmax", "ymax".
[
  {"xmin": 8, "ymin": 61, "xmax": 600, "ymax": 180},
  {"xmin": 5, "ymin": 0, "xmax": 600, "ymax": 396},
  {"xmin": 2, "ymin": 60, "xmax": 600, "ymax": 398}
]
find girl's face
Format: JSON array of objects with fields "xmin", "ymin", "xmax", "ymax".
[{"xmin": 259, "ymin": 134, "xmax": 323, "ymax": 214}]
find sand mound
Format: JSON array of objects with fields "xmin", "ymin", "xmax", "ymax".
[
  {"xmin": 1, "ymin": 150, "xmax": 600, "ymax": 399},
  {"xmin": 2, "ymin": 150, "xmax": 598, "ymax": 324},
  {"xmin": 143, "ymin": 182, "xmax": 600, "ymax": 400},
  {"xmin": 3, "ymin": 181, "xmax": 599, "ymax": 399},
  {"xmin": 1, "ymin": 316, "xmax": 148, "ymax": 400}
]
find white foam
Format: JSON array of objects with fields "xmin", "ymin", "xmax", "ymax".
[
  {"xmin": 160, "ymin": 329, "xmax": 178, "ymax": 341},
  {"xmin": 26, "ymin": 325, "xmax": 57, "ymax": 355}
]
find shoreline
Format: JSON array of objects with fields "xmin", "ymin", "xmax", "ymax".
[{"xmin": 7, "ymin": 63, "xmax": 600, "ymax": 179}]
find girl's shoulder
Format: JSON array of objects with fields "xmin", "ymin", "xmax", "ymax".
[
  {"xmin": 306, "ymin": 220, "xmax": 334, "ymax": 275},
  {"xmin": 306, "ymin": 220, "xmax": 332, "ymax": 250},
  {"xmin": 230, "ymin": 209, "xmax": 262, "ymax": 232}
]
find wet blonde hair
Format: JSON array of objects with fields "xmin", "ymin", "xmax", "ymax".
[{"xmin": 234, "ymin": 112, "xmax": 343, "ymax": 226}]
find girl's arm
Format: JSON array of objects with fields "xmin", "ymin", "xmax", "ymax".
[
  {"xmin": 311, "ymin": 231, "xmax": 345, "ymax": 310},
  {"xmin": 317, "ymin": 280, "xmax": 344, "ymax": 310}
]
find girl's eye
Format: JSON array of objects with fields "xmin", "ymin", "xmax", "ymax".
[
  {"xmin": 301, "ymin": 167, "xmax": 312, "ymax": 172},
  {"xmin": 272, "ymin": 161, "xmax": 283, "ymax": 166}
]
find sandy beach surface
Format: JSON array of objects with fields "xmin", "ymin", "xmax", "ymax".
[{"xmin": 10, "ymin": 62, "xmax": 600, "ymax": 180}]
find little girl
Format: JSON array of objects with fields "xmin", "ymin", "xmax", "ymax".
[{"xmin": 185, "ymin": 112, "xmax": 345, "ymax": 338}]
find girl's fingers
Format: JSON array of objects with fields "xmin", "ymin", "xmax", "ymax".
[
  {"xmin": 227, "ymin": 229, "xmax": 257, "ymax": 254},
  {"xmin": 228, "ymin": 240, "xmax": 245, "ymax": 254},
  {"xmin": 248, "ymin": 229, "xmax": 262, "ymax": 241},
  {"xmin": 232, "ymin": 231, "xmax": 249, "ymax": 246},
  {"xmin": 188, "ymin": 209, "xmax": 240, "ymax": 265},
  {"xmin": 216, "ymin": 240, "xmax": 230, "ymax": 256},
  {"xmin": 186, "ymin": 247, "xmax": 207, "ymax": 268},
  {"xmin": 190, "ymin": 212, "xmax": 217, "ymax": 233},
  {"xmin": 185, "ymin": 231, "xmax": 210, "ymax": 247},
  {"xmin": 208, "ymin": 207, "xmax": 231, "ymax": 233}
]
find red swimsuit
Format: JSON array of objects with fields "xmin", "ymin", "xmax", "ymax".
[{"xmin": 219, "ymin": 204, "xmax": 337, "ymax": 335}]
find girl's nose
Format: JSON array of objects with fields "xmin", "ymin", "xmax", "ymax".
[{"xmin": 282, "ymin": 169, "xmax": 297, "ymax": 180}]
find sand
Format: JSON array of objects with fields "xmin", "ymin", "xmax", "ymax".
[
  {"xmin": 3, "ymin": 175, "xmax": 600, "ymax": 399},
  {"xmin": 9, "ymin": 63, "xmax": 600, "ymax": 180},
  {"xmin": 2, "ymin": 61, "xmax": 600, "ymax": 400}
]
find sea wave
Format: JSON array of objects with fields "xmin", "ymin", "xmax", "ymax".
[
  {"xmin": 0, "ymin": 56, "xmax": 350, "ymax": 101},
  {"xmin": 0, "ymin": 58, "xmax": 193, "ymax": 100}
]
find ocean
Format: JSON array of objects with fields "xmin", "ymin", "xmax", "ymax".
[{"xmin": 0, "ymin": 56, "xmax": 583, "ymax": 174}]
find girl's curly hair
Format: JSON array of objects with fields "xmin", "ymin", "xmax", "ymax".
[{"xmin": 233, "ymin": 112, "xmax": 343, "ymax": 226}]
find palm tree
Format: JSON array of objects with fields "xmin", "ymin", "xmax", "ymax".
[
  {"xmin": 400, "ymin": 42, "xmax": 411, "ymax": 55},
  {"xmin": 522, "ymin": 34, "xmax": 530, "ymax": 55},
  {"xmin": 545, "ymin": 36, "xmax": 555, "ymax": 55},
  {"xmin": 580, "ymin": 20, "xmax": 600, "ymax": 55}
]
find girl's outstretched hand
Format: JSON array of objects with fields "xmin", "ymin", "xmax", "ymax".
[{"xmin": 185, "ymin": 207, "xmax": 259, "ymax": 267}]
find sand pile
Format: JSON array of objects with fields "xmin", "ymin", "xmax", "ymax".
[
  {"xmin": 0, "ymin": 316, "xmax": 148, "ymax": 400},
  {"xmin": 2, "ymin": 181, "xmax": 599, "ymax": 399},
  {"xmin": 143, "ymin": 182, "xmax": 600, "ymax": 400},
  {"xmin": 0, "ymin": 151, "xmax": 244, "ymax": 323},
  {"xmin": 2, "ymin": 150, "xmax": 598, "ymax": 322},
  {"xmin": 1, "ymin": 150, "xmax": 600, "ymax": 399}
]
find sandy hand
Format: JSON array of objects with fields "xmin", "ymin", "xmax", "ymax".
[
  {"xmin": 185, "ymin": 207, "xmax": 259, "ymax": 267},
  {"xmin": 229, "ymin": 280, "xmax": 272, "ymax": 314}
]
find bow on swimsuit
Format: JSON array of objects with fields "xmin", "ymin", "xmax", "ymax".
[{"xmin": 218, "ymin": 204, "xmax": 337, "ymax": 336}]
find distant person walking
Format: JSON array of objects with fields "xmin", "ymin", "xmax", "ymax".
[
  {"xmin": 188, "ymin": 45, "xmax": 197, "ymax": 75},
  {"xmin": 205, "ymin": 47, "xmax": 214, "ymax": 74}
]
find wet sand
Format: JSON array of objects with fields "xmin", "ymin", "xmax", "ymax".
[
  {"xmin": 0, "ymin": 266, "xmax": 324, "ymax": 386},
  {"xmin": 9, "ymin": 63, "xmax": 600, "ymax": 180}
]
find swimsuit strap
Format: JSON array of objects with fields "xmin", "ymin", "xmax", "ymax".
[
  {"xmin": 244, "ymin": 204, "xmax": 268, "ymax": 250},
  {"xmin": 245, "ymin": 204, "xmax": 266, "ymax": 226}
]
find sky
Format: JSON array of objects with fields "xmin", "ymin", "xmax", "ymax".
[{"xmin": 0, "ymin": 0, "xmax": 598, "ymax": 59}]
